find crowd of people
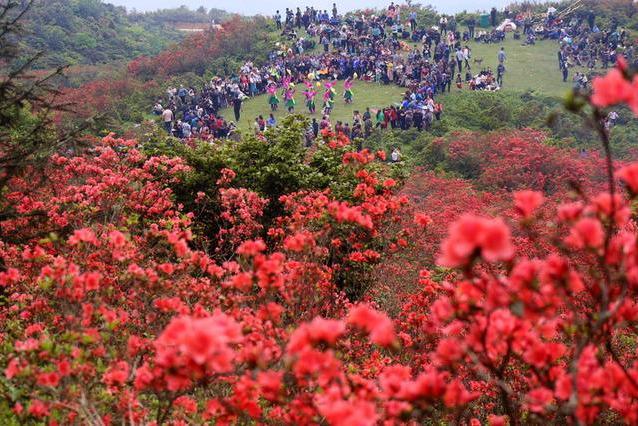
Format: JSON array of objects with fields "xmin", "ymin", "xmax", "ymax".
[
  {"xmin": 486, "ymin": 5, "xmax": 636, "ymax": 87},
  {"xmin": 151, "ymin": 1, "xmax": 633, "ymax": 142},
  {"xmin": 152, "ymin": 2, "xmax": 520, "ymax": 142},
  {"xmin": 554, "ymin": 10, "xmax": 634, "ymax": 88}
]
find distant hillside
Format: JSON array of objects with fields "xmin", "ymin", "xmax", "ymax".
[
  {"xmin": 17, "ymin": 1, "xmax": 230, "ymax": 69},
  {"xmin": 130, "ymin": 5, "xmax": 230, "ymax": 26}
]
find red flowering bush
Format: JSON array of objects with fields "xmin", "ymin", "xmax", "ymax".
[
  {"xmin": 428, "ymin": 129, "xmax": 608, "ymax": 193},
  {"xmin": 0, "ymin": 131, "xmax": 411, "ymax": 424},
  {"xmin": 4, "ymin": 61, "xmax": 638, "ymax": 425},
  {"xmin": 128, "ymin": 17, "xmax": 268, "ymax": 79}
]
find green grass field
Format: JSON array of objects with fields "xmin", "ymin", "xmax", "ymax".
[
  {"xmin": 229, "ymin": 80, "xmax": 406, "ymax": 131},
  {"xmin": 461, "ymin": 37, "xmax": 581, "ymax": 95},
  {"xmin": 223, "ymin": 33, "xmax": 587, "ymax": 130}
]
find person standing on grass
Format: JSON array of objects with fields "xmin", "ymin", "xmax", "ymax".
[
  {"xmin": 232, "ymin": 96, "xmax": 242, "ymax": 122},
  {"xmin": 323, "ymin": 96, "xmax": 334, "ymax": 115},
  {"xmin": 434, "ymin": 102, "xmax": 443, "ymax": 121},
  {"xmin": 409, "ymin": 10, "xmax": 417, "ymax": 32},
  {"xmin": 467, "ymin": 16, "xmax": 476, "ymax": 39},
  {"xmin": 498, "ymin": 47, "xmax": 506, "ymax": 64},
  {"xmin": 343, "ymin": 77, "xmax": 354, "ymax": 104},
  {"xmin": 295, "ymin": 8, "xmax": 302, "ymax": 29},
  {"xmin": 497, "ymin": 63, "xmax": 505, "ymax": 87},
  {"xmin": 322, "ymin": 34, "xmax": 330, "ymax": 53},
  {"xmin": 305, "ymin": 124, "xmax": 315, "ymax": 147},
  {"xmin": 285, "ymin": 8, "xmax": 292, "ymax": 26},
  {"xmin": 606, "ymin": 111, "xmax": 619, "ymax": 128},
  {"xmin": 275, "ymin": 10, "xmax": 282, "ymax": 30},
  {"xmin": 463, "ymin": 46, "xmax": 471, "ymax": 70},
  {"xmin": 284, "ymin": 85, "xmax": 296, "ymax": 113},
  {"xmin": 449, "ymin": 16, "xmax": 457, "ymax": 34},
  {"xmin": 343, "ymin": 123, "xmax": 351, "ymax": 139},
  {"xmin": 267, "ymin": 84, "xmax": 280, "ymax": 111},
  {"xmin": 561, "ymin": 61, "xmax": 569, "ymax": 82},
  {"xmin": 440, "ymin": 15, "xmax": 448, "ymax": 35},
  {"xmin": 364, "ymin": 115, "xmax": 373, "ymax": 138},
  {"xmin": 376, "ymin": 108, "xmax": 385, "ymax": 128},
  {"xmin": 363, "ymin": 107, "xmax": 371, "ymax": 123},
  {"xmin": 455, "ymin": 47, "xmax": 464, "ymax": 73},
  {"xmin": 303, "ymin": 82, "xmax": 317, "ymax": 114},
  {"xmin": 449, "ymin": 57, "xmax": 456, "ymax": 79},
  {"xmin": 351, "ymin": 121, "xmax": 362, "ymax": 141}
]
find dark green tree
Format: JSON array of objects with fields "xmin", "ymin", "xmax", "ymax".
[{"xmin": 0, "ymin": 0, "xmax": 84, "ymax": 236}]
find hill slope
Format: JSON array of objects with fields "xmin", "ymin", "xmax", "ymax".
[{"xmin": 17, "ymin": 1, "xmax": 228, "ymax": 68}]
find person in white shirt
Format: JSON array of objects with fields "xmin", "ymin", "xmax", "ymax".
[
  {"xmin": 390, "ymin": 147, "xmax": 402, "ymax": 163},
  {"xmin": 162, "ymin": 108, "xmax": 173, "ymax": 133},
  {"xmin": 455, "ymin": 48, "xmax": 465, "ymax": 72},
  {"xmin": 440, "ymin": 16, "xmax": 448, "ymax": 34},
  {"xmin": 462, "ymin": 46, "xmax": 471, "ymax": 69},
  {"xmin": 606, "ymin": 111, "xmax": 619, "ymax": 129}
]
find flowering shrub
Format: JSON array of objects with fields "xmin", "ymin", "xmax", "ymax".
[
  {"xmin": 128, "ymin": 17, "xmax": 272, "ymax": 79},
  {"xmin": 0, "ymin": 131, "xmax": 407, "ymax": 424},
  {"xmin": 427, "ymin": 129, "xmax": 608, "ymax": 193},
  {"xmin": 3, "ymin": 62, "xmax": 638, "ymax": 425}
]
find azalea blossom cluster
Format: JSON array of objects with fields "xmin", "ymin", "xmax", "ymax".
[
  {"xmin": 2, "ymin": 62, "xmax": 638, "ymax": 425},
  {"xmin": 591, "ymin": 57, "xmax": 638, "ymax": 114},
  {"xmin": 0, "ymin": 133, "xmax": 413, "ymax": 424}
]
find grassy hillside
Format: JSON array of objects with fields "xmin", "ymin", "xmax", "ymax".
[
  {"xmin": 222, "ymin": 35, "xmax": 585, "ymax": 131},
  {"xmin": 458, "ymin": 37, "xmax": 587, "ymax": 95},
  {"xmin": 227, "ymin": 81, "xmax": 405, "ymax": 131},
  {"xmin": 17, "ymin": 1, "xmax": 228, "ymax": 69}
]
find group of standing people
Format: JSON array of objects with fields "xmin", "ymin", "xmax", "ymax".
[
  {"xmin": 553, "ymin": 9, "xmax": 634, "ymax": 86},
  {"xmin": 154, "ymin": 85, "xmax": 240, "ymax": 140},
  {"xmin": 155, "ymin": 2, "xmax": 519, "ymax": 142}
]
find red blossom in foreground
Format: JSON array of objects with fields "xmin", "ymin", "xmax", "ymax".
[
  {"xmin": 5, "ymin": 70, "xmax": 638, "ymax": 425},
  {"xmin": 287, "ymin": 317, "xmax": 346, "ymax": 353},
  {"xmin": 438, "ymin": 214, "xmax": 514, "ymax": 267},
  {"xmin": 317, "ymin": 395, "xmax": 378, "ymax": 426},
  {"xmin": 514, "ymin": 190, "xmax": 544, "ymax": 218},
  {"xmin": 565, "ymin": 217, "xmax": 605, "ymax": 249},
  {"xmin": 414, "ymin": 212, "xmax": 433, "ymax": 227},
  {"xmin": 591, "ymin": 68, "xmax": 636, "ymax": 110},
  {"xmin": 617, "ymin": 162, "xmax": 638, "ymax": 193},
  {"xmin": 148, "ymin": 314, "xmax": 242, "ymax": 391},
  {"xmin": 348, "ymin": 304, "xmax": 396, "ymax": 347}
]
